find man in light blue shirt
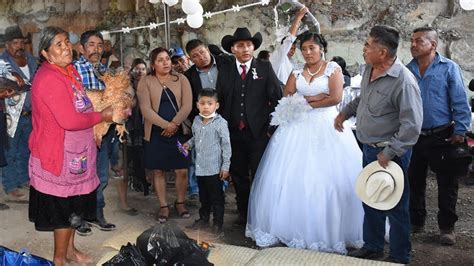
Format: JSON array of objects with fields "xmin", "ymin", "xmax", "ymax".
[{"xmin": 406, "ymin": 26, "xmax": 471, "ymax": 246}]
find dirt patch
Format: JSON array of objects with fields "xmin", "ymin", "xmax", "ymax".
[{"xmin": 0, "ymin": 173, "xmax": 472, "ymax": 265}]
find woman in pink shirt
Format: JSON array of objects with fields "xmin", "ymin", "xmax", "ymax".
[{"xmin": 28, "ymin": 26, "xmax": 115, "ymax": 266}]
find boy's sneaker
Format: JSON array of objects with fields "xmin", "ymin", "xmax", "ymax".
[
  {"xmin": 76, "ymin": 222, "xmax": 92, "ymax": 236},
  {"xmin": 186, "ymin": 218, "xmax": 210, "ymax": 230}
]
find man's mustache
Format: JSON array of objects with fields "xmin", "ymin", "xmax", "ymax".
[{"xmin": 14, "ymin": 49, "xmax": 24, "ymax": 53}]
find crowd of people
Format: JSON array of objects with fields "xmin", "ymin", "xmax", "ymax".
[{"xmin": 0, "ymin": 5, "xmax": 472, "ymax": 265}]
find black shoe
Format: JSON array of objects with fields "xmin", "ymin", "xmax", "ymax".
[
  {"xmin": 411, "ymin": 224, "xmax": 425, "ymax": 234},
  {"xmin": 76, "ymin": 222, "xmax": 92, "ymax": 236},
  {"xmin": 232, "ymin": 215, "xmax": 247, "ymax": 227},
  {"xmin": 348, "ymin": 248, "xmax": 384, "ymax": 260},
  {"xmin": 0, "ymin": 203, "xmax": 9, "ymax": 210},
  {"xmin": 186, "ymin": 218, "xmax": 210, "ymax": 230},
  {"xmin": 88, "ymin": 218, "xmax": 116, "ymax": 231}
]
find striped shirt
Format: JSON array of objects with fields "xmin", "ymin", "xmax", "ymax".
[
  {"xmin": 73, "ymin": 55, "xmax": 106, "ymax": 91},
  {"xmin": 186, "ymin": 114, "xmax": 231, "ymax": 176}
]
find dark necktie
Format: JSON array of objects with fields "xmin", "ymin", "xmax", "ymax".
[{"xmin": 240, "ymin": 64, "xmax": 247, "ymax": 80}]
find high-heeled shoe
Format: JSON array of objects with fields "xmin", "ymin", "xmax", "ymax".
[
  {"xmin": 174, "ymin": 201, "xmax": 190, "ymax": 218},
  {"xmin": 156, "ymin": 205, "xmax": 169, "ymax": 223}
]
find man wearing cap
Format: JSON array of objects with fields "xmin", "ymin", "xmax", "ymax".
[
  {"xmin": 170, "ymin": 47, "xmax": 191, "ymax": 74},
  {"xmin": 407, "ymin": 27, "xmax": 471, "ymax": 245},
  {"xmin": 73, "ymin": 30, "xmax": 116, "ymax": 236},
  {"xmin": 0, "ymin": 25, "xmax": 37, "ymax": 203},
  {"xmin": 217, "ymin": 27, "xmax": 282, "ymax": 226},
  {"xmin": 0, "ymin": 58, "xmax": 23, "ymax": 210},
  {"xmin": 334, "ymin": 25, "xmax": 423, "ymax": 264}
]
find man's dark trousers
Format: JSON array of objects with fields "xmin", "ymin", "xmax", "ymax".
[
  {"xmin": 409, "ymin": 126, "xmax": 467, "ymax": 231},
  {"xmin": 230, "ymin": 127, "xmax": 268, "ymax": 219}
]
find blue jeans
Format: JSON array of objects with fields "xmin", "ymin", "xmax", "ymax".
[
  {"xmin": 2, "ymin": 115, "xmax": 31, "ymax": 193},
  {"xmin": 187, "ymin": 149, "xmax": 199, "ymax": 195},
  {"xmin": 362, "ymin": 144, "xmax": 412, "ymax": 263},
  {"xmin": 109, "ymin": 135, "xmax": 120, "ymax": 168},
  {"xmin": 96, "ymin": 129, "xmax": 114, "ymax": 215}
]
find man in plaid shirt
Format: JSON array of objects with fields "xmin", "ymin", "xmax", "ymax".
[{"xmin": 73, "ymin": 30, "xmax": 116, "ymax": 236}]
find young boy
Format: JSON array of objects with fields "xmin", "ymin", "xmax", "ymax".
[{"xmin": 184, "ymin": 88, "xmax": 231, "ymax": 236}]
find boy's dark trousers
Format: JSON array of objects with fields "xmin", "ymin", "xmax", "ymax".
[{"xmin": 198, "ymin": 174, "xmax": 225, "ymax": 227}]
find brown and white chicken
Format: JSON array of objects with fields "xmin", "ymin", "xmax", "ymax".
[{"xmin": 86, "ymin": 71, "xmax": 135, "ymax": 145}]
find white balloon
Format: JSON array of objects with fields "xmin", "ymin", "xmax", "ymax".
[
  {"xmin": 182, "ymin": 0, "xmax": 201, "ymax": 15},
  {"xmin": 460, "ymin": 0, "xmax": 474, "ymax": 10},
  {"xmin": 186, "ymin": 13, "xmax": 203, "ymax": 28},
  {"xmin": 163, "ymin": 0, "xmax": 179, "ymax": 6},
  {"xmin": 195, "ymin": 3, "xmax": 203, "ymax": 14}
]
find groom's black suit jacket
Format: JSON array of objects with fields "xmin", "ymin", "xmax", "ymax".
[{"xmin": 216, "ymin": 57, "xmax": 282, "ymax": 139}]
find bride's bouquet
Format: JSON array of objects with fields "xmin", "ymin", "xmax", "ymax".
[{"xmin": 270, "ymin": 93, "xmax": 311, "ymax": 126}]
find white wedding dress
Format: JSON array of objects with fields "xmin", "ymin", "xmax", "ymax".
[{"xmin": 245, "ymin": 62, "xmax": 364, "ymax": 254}]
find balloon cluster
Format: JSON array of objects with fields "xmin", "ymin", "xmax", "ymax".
[
  {"xmin": 106, "ymin": 1, "xmax": 269, "ymax": 34},
  {"xmin": 161, "ymin": 0, "xmax": 204, "ymax": 29}
]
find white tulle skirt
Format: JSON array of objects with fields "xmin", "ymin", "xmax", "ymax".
[{"xmin": 245, "ymin": 106, "xmax": 364, "ymax": 254}]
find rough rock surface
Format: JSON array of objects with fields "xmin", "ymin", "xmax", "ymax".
[{"xmin": 0, "ymin": 0, "xmax": 472, "ymax": 83}]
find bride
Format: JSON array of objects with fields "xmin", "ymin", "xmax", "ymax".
[{"xmin": 245, "ymin": 32, "xmax": 364, "ymax": 254}]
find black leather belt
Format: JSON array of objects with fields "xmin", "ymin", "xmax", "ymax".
[
  {"xmin": 420, "ymin": 122, "xmax": 453, "ymax": 136},
  {"xmin": 21, "ymin": 111, "xmax": 31, "ymax": 117}
]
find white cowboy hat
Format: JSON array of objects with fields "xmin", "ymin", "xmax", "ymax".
[{"xmin": 355, "ymin": 161, "xmax": 404, "ymax": 210}]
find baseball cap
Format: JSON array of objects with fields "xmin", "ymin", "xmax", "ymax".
[{"xmin": 169, "ymin": 47, "xmax": 185, "ymax": 58}]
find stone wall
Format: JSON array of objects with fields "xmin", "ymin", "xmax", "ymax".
[{"xmin": 1, "ymin": 0, "xmax": 472, "ymax": 83}]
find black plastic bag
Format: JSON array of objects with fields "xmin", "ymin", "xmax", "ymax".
[
  {"xmin": 103, "ymin": 242, "xmax": 146, "ymax": 266},
  {"xmin": 136, "ymin": 223, "xmax": 212, "ymax": 266}
]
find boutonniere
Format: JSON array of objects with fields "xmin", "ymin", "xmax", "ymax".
[{"xmin": 252, "ymin": 68, "xmax": 260, "ymax": 80}]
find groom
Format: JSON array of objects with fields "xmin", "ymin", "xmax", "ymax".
[{"xmin": 217, "ymin": 27, "xmax": 282, "ymax": 226}]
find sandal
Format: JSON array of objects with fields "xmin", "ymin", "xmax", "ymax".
[
  {"xmin": 156, "ymin": 205, "xmax": 169, "ymax": 223},
  {"xmin": 174, "ymin": 201, "xmax": 190, "ymax": 218}
]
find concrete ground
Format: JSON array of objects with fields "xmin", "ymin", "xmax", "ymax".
[{"xmin": 1, "ymin": 173, "xmax": 473, "ymax": 265}]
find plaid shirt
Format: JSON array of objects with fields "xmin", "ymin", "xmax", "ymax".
[
  {"xmin": 73, "ymin": 55, "xmax": 106, "ymax": 91},
  {"xmin": 186, "ymin": 114, "xmax": 231, "ymax": 176}
]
